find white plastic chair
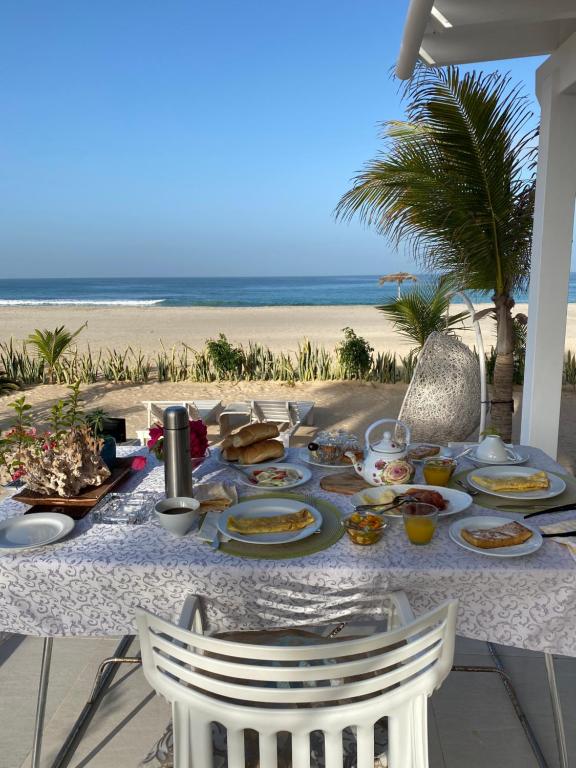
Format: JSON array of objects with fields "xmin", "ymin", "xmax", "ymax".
[
  {"xmin": 143, "ymin": 400, "xmax": 222, "ymax": 427},
  {"xmin": 136, "ymin": 593, "xmax": 457, "ymax": 768}
]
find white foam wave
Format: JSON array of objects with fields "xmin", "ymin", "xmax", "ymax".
[{"xmin": 0, "ymin": 299, "xmax": 165, "ymax": 307}]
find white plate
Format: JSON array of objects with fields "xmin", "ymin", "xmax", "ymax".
[
  {"xmin": 234, "ymin": 462, "xmax": 312, "ymax": 489},
  {"xmin": 349, "ymin": 484, "xmax": 472, "ymax": 519},
  {"xmin": 449, "ymin": 515, "xmax": 543, "ymax": 558},
  {"xmin": 466, "ymin": 447, "xmax": 528, "ymax": 466},
  {"xmin": 214, "ymin": 446, "xmax": 286, "ymax": 466},
  {"xmin": 296, "ymin": 448, "xmax": 355, "ymax": 470},
  {"xmin": 217, "ymin": 498, "xmax": 322, "ymax": 544},
  {"xmin": 0, "ymin": 513, "xmax": 74, "ymax": 551},
  {"xmin": 406, "ymin": 443, "xmax": 443, "ymax": 463},
  {"xmin": 466, "ymin": 466, "xmax": 566, "ymax": 500}
]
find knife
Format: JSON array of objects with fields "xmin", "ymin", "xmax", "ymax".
[
  {"xmin": 495, "ymin": 502, "xmax": 576, "ymax": 518},
  {"xmin": 541, "ymin": 529, "xmax": 576, "ymax": 538}
]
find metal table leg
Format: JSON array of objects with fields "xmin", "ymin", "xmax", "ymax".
[
  {"xmin": 544, "ymin": 652, "xmax": 569, "ymax": 768},
  {"xmin": 31, "ymin": 637, "xmax": 53, "ymax": 768}
]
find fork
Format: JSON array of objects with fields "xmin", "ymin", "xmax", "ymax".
[{"xmin": 456, "ymin": 479, "xmax": 479, "ymax": 496}]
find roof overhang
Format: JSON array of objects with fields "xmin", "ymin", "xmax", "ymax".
[{"xmin": 396, "ymin": 0, "xmax": 576, "ymax": 79}]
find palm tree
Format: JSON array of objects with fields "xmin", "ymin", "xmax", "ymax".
[
  {"xmin": 27, "ymin": 323, "xmax": 86, "ymax": 383},
  {"xmin": 336, "ymin": 67, "xmax": 535, "ymax": 440},
  {"xmin": 377, "ymin": 278, "xmax": 469, "ymax": 351}
]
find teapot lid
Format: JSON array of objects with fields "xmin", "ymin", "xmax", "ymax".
[{"xmin": 372, "ymin": 430, "xmax": 405, "ymax": 454}]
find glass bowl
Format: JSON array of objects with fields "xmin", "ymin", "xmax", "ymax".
[{"xmin": 343, "ymin": 512, "xmax": 387, "ymax": 545}]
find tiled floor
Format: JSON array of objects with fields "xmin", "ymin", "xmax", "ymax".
[{"xmin": 0, "ymin": 634, "xmax": 573, "ymax": 767}]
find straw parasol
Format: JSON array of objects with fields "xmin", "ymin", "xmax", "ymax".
[{"xmin": 379, "ymin": 272, "xmax": 418, "ymax": 299}]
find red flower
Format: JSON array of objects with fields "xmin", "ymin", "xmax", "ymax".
[
  {"xmin": 131, "ymin": 455, "xmax": 147, "ymax": 471},
  {"xmin": 147, "ymin": 424, "xmax": 164, "ymax": 450},
  {"xmin": 146, "ymin": 419, "xmax": 208, "ymax": 460}
]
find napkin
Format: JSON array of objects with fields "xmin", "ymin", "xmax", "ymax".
[
  {"xmin": 193, "ymin": 482, "xmax": 237, "ymax": 512},
  {"xmin": 197, "ymin": 510, "xmax": 231, "ymax": 544},
  {"xmin": 540, "ymin": 519, "xmax": 576, "ymax": 561}
]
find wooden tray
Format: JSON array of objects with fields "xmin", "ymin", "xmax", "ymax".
[{"xmin": 14, "ymin": 457, "xmax": 133, "ymax": 509}]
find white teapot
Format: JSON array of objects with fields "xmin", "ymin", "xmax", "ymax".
[{"xmin": 346, "ymin": 418, "xmax": 415, "ymax": 486}]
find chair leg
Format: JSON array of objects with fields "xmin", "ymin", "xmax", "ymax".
[
  {"xmin": 452, "ymin": 642, "xmax": 548, "ymax": 768},
  {"xmin": 31, "ymin": 637, "xmax": 53, "ymax": 768},
  {"xmin": 544, "ymin": 653, "xmax": 569, "ymax": 768}
]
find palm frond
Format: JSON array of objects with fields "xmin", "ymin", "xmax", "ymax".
[{"xmin": 336, "ymin": 66, "xmax": 536, "ymax": 297}]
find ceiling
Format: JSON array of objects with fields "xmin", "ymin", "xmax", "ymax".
[{"xmin": 397, "ymin": 0, "xmax": 576, "ymax": 78}]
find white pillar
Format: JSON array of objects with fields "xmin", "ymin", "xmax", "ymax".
[{"xmin": 521, "ymin": 67, "xmax": 576, "ymax": 458}]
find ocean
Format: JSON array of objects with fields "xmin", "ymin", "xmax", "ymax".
[{"xmin": 0, "ymin": 276, "xmax": 572, "ymax": 308}]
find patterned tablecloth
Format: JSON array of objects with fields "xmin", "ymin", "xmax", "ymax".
[{"xmin": 0, "ymin": 445, "xmax": 575, "ymax": 656}]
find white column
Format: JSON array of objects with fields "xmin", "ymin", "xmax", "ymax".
[{"xmin": 521, "ymin": 67, "xmax": 576, "ymax": 458}]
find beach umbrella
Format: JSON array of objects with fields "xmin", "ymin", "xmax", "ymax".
[{"xmin": 379, "ymin": 272, "xmax": 418, "ymax": 299}]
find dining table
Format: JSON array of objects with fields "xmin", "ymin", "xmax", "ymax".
[{"xmin": 0, "ymin": 443, "xmax": 575, "ymax": 768}]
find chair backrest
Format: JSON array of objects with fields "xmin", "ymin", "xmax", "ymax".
[
  {"xmin": 136, "ymin": 600, "xmax": 457, "ymax": 768},
  {"xmin": 398, "ymin": 332, "xmax": 481, "ymax": 443},
  {"xmin": 251, "ymin": 400, "xmax": 293, "ymax": 426},
  {"xmin": 146, "ymin": 401, "xmax": 200, "ymax": 427}
]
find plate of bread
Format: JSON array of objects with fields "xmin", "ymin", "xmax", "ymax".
[
  {"xmin": 466, "ymin": 466, "xmax": 565, "ymax": 500},
  {"xmin": 449, "ymin": 516, "xmax": 543, "ymax": 557},
  {"xmin": 218, "ymin": 498, "xmax": 322, "ymax": 544},
  {"xmin": 218, "ymin": 423, "xmax": 286, "ymax": 465}
]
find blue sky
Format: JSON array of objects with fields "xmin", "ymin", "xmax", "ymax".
[{"xmin": 0, "ymin": 1, "xmax": 544, "ymax": 278}]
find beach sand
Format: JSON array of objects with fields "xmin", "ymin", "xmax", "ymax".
[{"xmin": 0, "ymin": 302, "xmax": 546, "ymax": 354}]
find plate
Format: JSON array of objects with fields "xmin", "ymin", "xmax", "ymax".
[
  {"xmin": 465, "ymin": 447, "xmax": 528, "ymax": 466},
  {"xmin": 296, "ymin": 448, "xmax": 355, "ymax": 470},
  {"xmin": 217, "ymin": 498, "xmax": 322, "ymax": 544},
  {"xmin": 0, "ymin": 513, "xmax": 75, "ymax": 551},
  {"xmin": 234, "ymin": 462, "xmax": 312, "ymax": 489},
  {"xmin": 349, "ymin": 484, "xmax": 472, "ymax": 519},
  {"xmin": 214, "ymin": 446, "xmax": 286, "ymax": 466},
  {"xmin": 449, "ymin": 515, "xmax": 543, "ymax": 558},
  {"xmin": 466, "ymin": 466, "xmax": 566, "ymax": 500},
  {"xmin": 406, "ymin": 443, "xmax": 443, "ymax": 463}
]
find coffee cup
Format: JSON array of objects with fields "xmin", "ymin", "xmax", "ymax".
[
  {"xmin": 154, "ymin": 497, "xmax": 200, "ymax": 537},
  {"xmin": 475, "ymin": 435, "xmax": 509, "ymax": 463}
]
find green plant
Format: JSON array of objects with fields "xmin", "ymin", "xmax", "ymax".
[
  {"xmin": 376, "ymin": 278, "xmax": 468, "ymax": 351},
  {"xmin": 205, "ymin": 334, "xmax": 244, "ymax": 380},
  {"xmin": 84, "ymin": 408, "xmax": 108, "ymax": 437},
  {"xmin": 27, "ymin": 323, "xmax": 86, "ymax": 383},
  {"xmin": 337, "ymin": 328, "xmax": 373, "ymax": 378},
  {"xmin": 337, "ymin": 66, "xmax": 535, "ymax": 440}
]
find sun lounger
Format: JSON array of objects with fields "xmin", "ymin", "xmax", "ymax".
[
  {"xmin": 218, "ymin": 399, "xmax": 315, "ymax": 439},
  {"xmin": 142, "ymin": 400, "xmax": 222, "ymax": 427}
]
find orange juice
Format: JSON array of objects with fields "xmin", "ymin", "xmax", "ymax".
[
  {"xmin": 423, "ymin": 458, "xmax": 456, "ymax": 487},
  {"xmin": 402, "ymin": 502, "xmax": 438, "ymax": 545},
  {"xmin": 404, "ymin": 516, "xmax": 436, "ymax": 544}
]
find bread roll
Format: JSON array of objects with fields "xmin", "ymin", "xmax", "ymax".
[
  {"xmin": 239, "ymin": 439, "xmax": 284, "ymax": 465},
  {"xmin": 232, "ymin": 422, "xmax": 280, "ymax": 448},
  {"xmin": 222, "ymin": 446, "xmax": 242, "ymax": 462},
  {"xmin": 221, "ymin": 435, "xmax": 234, "ymax": 450}
]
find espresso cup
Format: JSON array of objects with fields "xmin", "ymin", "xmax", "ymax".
[{"xmin": 154, "ymin": 497, "xmax": 200, "ymax": 537}]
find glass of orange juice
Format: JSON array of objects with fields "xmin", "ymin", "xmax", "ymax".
[
  {"xmin": 423, "ymin": 457, "xmax": 457, "ymax": 487},
  {"xmin": 402, "ymin": 503, "xmax": 438, "ymax": 545}
]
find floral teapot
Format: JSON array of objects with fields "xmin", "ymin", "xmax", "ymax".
[{"xmin": 346, "ymin": 418, "xmax": 415, "ymax": 486}]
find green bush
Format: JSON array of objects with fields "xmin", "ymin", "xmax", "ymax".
[
  {"xmin": 205, "ymin": 334, "xmax": 244, "ymax": 380},
  {"xmin": 337, "ymin": 328, "xmax": 373, "ymax": 379}
]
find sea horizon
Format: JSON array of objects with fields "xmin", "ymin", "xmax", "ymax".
[{"xmin": 0, "ymin": 275, "xmax": 573, "ymax": 308}]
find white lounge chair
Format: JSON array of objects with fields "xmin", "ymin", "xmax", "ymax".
[
  {"xmin": 137, "ymin": 592, "xmax": 457, "ymax": 768},
  {"xmin": 142, "ymin": 400, "xmax": 222, "ymax": 427},
  {"xmin": 218, "ymin": 399, "xmax": 315, "ymax": 439}
]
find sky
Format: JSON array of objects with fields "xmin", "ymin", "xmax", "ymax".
[{"xmin": 0, "ymin": 1, "xmax": 545, "ymax": 278}]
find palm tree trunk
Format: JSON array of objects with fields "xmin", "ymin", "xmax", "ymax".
[{"xmin": 491, "ymin": 294, "xmax": 515, "ymax": 442}]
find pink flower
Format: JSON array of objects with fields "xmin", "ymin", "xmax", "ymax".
[
  {"xmin": 147, "ymin": 424, "xmax": 164, "ymax": 449},
  {"xmin": 131, "ymin": 455, "xmax": 147, "ymax": 471},
  {"xmin": 11, "ymin": 468, "xmax": 26, "ymax": 481}
]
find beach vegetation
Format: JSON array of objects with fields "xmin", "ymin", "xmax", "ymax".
[
  {"xmin": 205, "ymin": 334, "xmax": 244, "ymax": 380},
  {"xmin": 336, "ymin": 67, "xmax": 536, "ymax": 441},
  {"xmin": 27, "ymin": 323, "xmax": 87, "ymax": 383},
  {"xmin": 337, "ymin": 328, "xmax": 374, "ymax": 378},
  {"xmin": 376, "ymin": 278, "xmax": 469, "ymax": 350}
]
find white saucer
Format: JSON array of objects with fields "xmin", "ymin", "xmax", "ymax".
[{"xmin": 0, "ymin": 513, "xmax": 74, "ymax": 551}]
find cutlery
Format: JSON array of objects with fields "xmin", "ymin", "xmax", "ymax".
[
  {"xmin": 354, "ymin": 496, "xmax": 412, "ymax": 514},
  {"xmin": 541, "ymin": 529, "xmax": 576, "ymax": 538},
  {"xmin": 496, "ymin": 501, "xmax": 576, "ymax": 517},
  {"xmin": 455, "ymin": 480, "xmax": 479, "ymax": 496}
]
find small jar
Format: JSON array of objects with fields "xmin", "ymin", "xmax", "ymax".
[{"xmin": 343, "ymin": 512, "xmax": 387, "ymax": 545}]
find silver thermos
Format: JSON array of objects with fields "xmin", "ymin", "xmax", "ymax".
[{"xmin": 163, "ymin": 406, "xmax": 193, "ymax": 498}]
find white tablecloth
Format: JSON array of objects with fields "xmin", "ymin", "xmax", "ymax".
[{"xmin": 0, "ymin": 446, "xmax": 575, "ymax": 656}]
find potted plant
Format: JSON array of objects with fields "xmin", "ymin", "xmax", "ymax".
[{"xmin": 85, "ymin": 409, "xmax": 117, "ymax": 469}]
